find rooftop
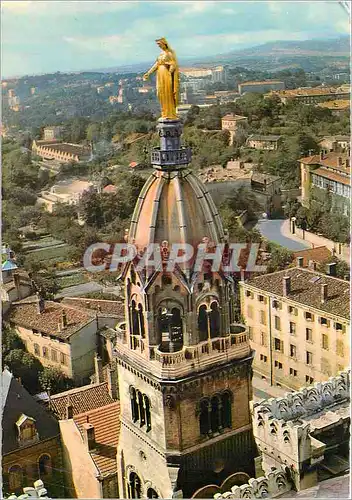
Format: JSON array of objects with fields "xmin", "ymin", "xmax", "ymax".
[
  {"xmin": 2, "ymin": 369, "xmax": 60, "ymax": 455},
  {"xmin": 251, "ymin": 172, "xmax": 280, "ymax": 185},
  {"xmin": 9, "ymin": 298, "xmax": 95, "ymax": 339},
  {"xmin": 61, "ymin": 297, "xmax": 124, "ymax": 319},
  {"xmin": 247, "ymin": 134, "xmax": 282, "ymax": 141},
  {"xmin": 50, "ymin": 382, "xmax": 114, "ymax": 419},
  {"xmin": 222, "ymin": 113, "xmax": 247, "ymax": 121},
  {"xmin": 299, "ymin": 152, "xmax": 350, "ymax": 174},
  {"xmin": 319, "ymin": 135, "xmax": 350, "ymax": 142},
  {"xmin": 293, "ymin": 246, "xmax": 332, "ymax": 267},
  {"xmin": 273, "ymin": 86, "xmax": 349, "ymax": 97},
  {"xmin": 317, "ymin": 99, "xmax": 350, "ymax": 110},
  {"xmin": 240, "ymin": 80, "xmax": 284, "ymax": 85},
  {"xmin": 38, "ymin": 142, "xmax": 91, "ymax": 157},
  {"xmin": 74, "ymin": 401, "xmax": 120, "ymax": 476},
  {"xmin": 244, "ymin": 267, "xmax": 350, "ymax": 319},
  {"xmin": 313, "ymin": 167, "xmax": 350, "ymax": 186}
]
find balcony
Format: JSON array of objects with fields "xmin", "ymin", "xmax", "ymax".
[
  {"xmin": 114, "ymin": 323, "xmax": 251, "ymax": 379},
  {"xmin": 151, "ymin": 147, "xmax": 191, "ymax": 167}
]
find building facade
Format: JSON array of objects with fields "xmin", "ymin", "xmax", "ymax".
[
  {"xmin": 8, "ymin": 295, "xmax": 98, "ymax": 384},
  {"xmin": 300, "ymin": 151, "xmax": 350, "ymax": 216},
  {"xmin": 114, "ymin": 119, "xmax": 256, "ymax": 499},
  {"xmin": 32, "ymin": 140, "xmax": 92, "ymax": 164},
  {"xmin": 240, "ymin": 266, "xmax": 350, "ymax": 391},
  {"xmin": 270, "ymin": 86, "xmax": 350, "ymax": 105},
  {"xmin": 246, "ymin": 135, "xmax": 282, "ymax": 150},
  {"xmin": 221, "ymin": 114, "xmax": 248, "ymax": 145},
  {"xmin": 2, "ymin": 370, "xmax": 64, "ymax": 498},
  {"xmin": 238, "ymin": 80, "xmax": 284, "ymax": 95}
]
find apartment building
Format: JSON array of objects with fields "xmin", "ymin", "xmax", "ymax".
[
  {"xmin": 32, "ymin": 140, "xmax": 92, "ymax": 164},
  {"xmin": 300, "ymin": 151, "xmax": 350, "ymax": 216},
  {"xmin": 246, "ymin": 134, "xmax": 282, "ymax": 150},
  {"xmin": 270, "ymin": 86, "xmax": 349, "ymax": 105},
  {"xmin": 239, "ymin": 265, "xmax": 350, "ymax": 390},
  {"xmin": 9, "ymin": 295, "xmax": 98, "ymax": 384},
  {"xmin": 238, "ymin": 80, "xmax": 284, "ymax": 95}
]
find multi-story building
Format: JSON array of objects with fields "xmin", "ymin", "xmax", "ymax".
[
  {"xmin": 114, "ymin": 117, "xmax": 256, "ymax": 498},
  {"xmin": 8, "ymin": 295, "xmax": 99, "ymax": 384},
  {"xmin": 32, "ymin": 140, "xmax": 92, "ymax": 164},
  {"xmin": 37, "ymin": 178, "xmax": 93, "ymax": 213},
  {"xmin": 2, "ymin": 369, "xmax": 64, "ymax": 497},
  {"xmin": 318, "ymin": 135, "xmax": 350, "ymax": 153},
  {"xmin": 221, "ymin": 113, "xmax": 248, "ymax": 145},
  {"xmin": 182, "ymin": 78, "xmax": 209, "ymax": 93},
  {"xmin": 43, "ymin": 126, "xmax": 63, "ymax": 141},
  {"xmin": 270, "ymin": 86, "xmax": 350, "ymax": 105},
  {"xmin": 51, "ymin": 378, "xmax": 119, "ymax": 499},
  {"xmin": 300, "ymin": 151, "xmax": 350, "ymax": 216},
  {"xmin": 238, "ymin": 80, "xmax": 284, "ymax": 95},
  {"xmin": 246, "ymin": 135, "xmax": 282, "ymax": 150},
  {"xmin": 240, "ymin": 265, "xmax": 350, "ymax": 391},
  {"xmin": 180, "ymin": 65, "xmax": 227, "ymax": 82}
]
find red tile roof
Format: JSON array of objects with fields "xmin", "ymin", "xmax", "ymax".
[
  {"xmin": 103, "ymin": 184, "xmax": 118, "ymax": 193},
  {"xmin": 299, "ymin": 152, "xmax": 349, "ymax": 172},
  {"xmin": 61, "ymin": 297, "xmax": 125, "ymax": 318},
  {"xmin": 50, "ymin": 382, "xmax": 114, "ymax": 419},
  {"xmin": 293, "ymin": 246, "xmax": 332, "ymax": 267},
  {"xmin": 74, "ymin": 402, "xmax": 120, "ymax": 476},
  {"xmin": 9, "ymin": 299, "xmax": 95, "ymax": 339},
  {"xmin": 313, "ymin": 167, "xmax": 350, "ymax": 186}
]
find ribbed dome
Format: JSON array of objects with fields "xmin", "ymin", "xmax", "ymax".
[{"xmin": 129, "ymin": 169, "xmax": 225, "ymax": 250}]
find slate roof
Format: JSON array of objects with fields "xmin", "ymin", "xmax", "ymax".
[
  {"xmin": 244, "ymin": 267, "xmax": 350, "ymax": 319},
  {"xmin": 74, "ymin": 402, "xmax": 120, "ymax": 476},
  {"xmin": 293, "ymin": 246, "xmax": 332, "ymax": 267},
  {"xmin": 9, "ymin": 299, "xmax": 95, "ymax": 339},
  {"xmin": 2, "ymin": 370, "xmax": 60, "ymax": 455},
  {"xmin": 50, "ymin": 382, "xmax": 114, "ymax": 419}
]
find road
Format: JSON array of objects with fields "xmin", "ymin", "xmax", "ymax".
[{"xmin": 255, "ymin": 219, "xmax": 310, "ymax": 251}]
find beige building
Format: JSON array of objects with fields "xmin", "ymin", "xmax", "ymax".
[
  {"xmin": 316, "ymin": 99, "xmax": 350, "ymax": 116},
  {"xmin": 43, "ymin": 126, "xmax": 64, "ymax": 141},
  {"xmin": 300, "ymin": 151, "xmax": 350, "ymax": 216},
  {"xmin": 32, "ymin": 140, "xmax": 92, "ymax": 164},
  {"xmin": 221, "ymin": 114, "xmax": 248, "ymax": 145},
  {"xmin": 318, "ymin": 135, "xmax": 350, "ymax": 153},
  {"xmin": 8, "ymin": 295, "xmax": 98, "ymax": 384},
  {"xmin": 37, "ymin": 178, "xmax": 93, "ymax": 213},
  {"xmin": 239, "ymin": 266, "xmax": 350, "ymax": 391},
  {"xmin": 51, "ymin": 381, "xmax": 120, "ymax": 499},
  {"xmin": 246, "ymin": 135, "xmax": 282, "ymax": 150},
  {"xmin": 238, "ymin": 80, "xmax": 284, "ymax": 95},
  {"xmin": 269, "ymin": 86, "xmax": 350, "ymax": 105}
]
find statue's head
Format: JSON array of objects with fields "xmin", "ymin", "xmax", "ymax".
[{"xmin": 156, "ymin": 37, "xmax": 169, "ymax": 50}]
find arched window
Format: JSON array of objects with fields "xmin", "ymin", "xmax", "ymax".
[
  {"xmin": 210, "ymin": 302, "xmax": 220, "ymax": 338},
  {"xmin": 130, "ymin": 387, "xmax": 139, "ymax": 422},
  {"xmin": 131, "ymin": 267, "xmax": 136, "ymax": 285},
  {"xmin": 129, "ymin": 472, "xmax": 141, "ymax": 499},
  {"xmin": 199, "ymin": 399, "xmax": 210, "ymax": 435},
  {"xmin": 34, "ymin": 343, "xmax": 40, "ymax": 356},
  {"xmin": 198, "ymin": 305, "xmax": 208, "ymax": 341},
  {"xmin": 147, "ymin": 488, "xmax": 159, "ymax": 498},
  {"xmin": 144, "ymin": 395, "xmax": 151, "ymax": 432},
  {"xmin": 137, "ymin": 391, "xmax": 145, "ymax": 427},
  {"xmin": 221, "ymin": 391, "xmax": 232, "ymax": 429},
  {"xmin": 38, "ymin": 454, "xmax": 51, "ymax": 476},
  {"xmin": 9, "ymin": 465, "xmax": 23, "ymax": 491},
  {"xmin": 210, "ymin": 395, "xmax": 220, "ymax": 433},
  {"xmin": 131, "ymin": 300, "xmax": 140, "ymax": 337},
  {"xmin": 138, "ymin": 304, "xmax": 145, "ymax": 338},
  {"xmin": 170, "ymin": 307, "xmax": 183, "ymax": 349}
]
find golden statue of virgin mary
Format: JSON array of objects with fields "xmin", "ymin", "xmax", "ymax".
[{"xmin": 143, "ymin": 37, "xmax": 179, "ymax": 120}]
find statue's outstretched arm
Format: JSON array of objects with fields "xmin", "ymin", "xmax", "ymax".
[{"xmin": 143, "ymin": 60, "xmax": 158, "ymax": 80}]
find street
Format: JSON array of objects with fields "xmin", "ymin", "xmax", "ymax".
[{"xmin": 255, "ymin": 218, "xmax": 310, "ymax": 250}]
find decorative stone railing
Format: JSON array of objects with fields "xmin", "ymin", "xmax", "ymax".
[
  {"xmin": 213, "ymin": 467, "xmax": 292, "ymax": 499},
  {"xmin": 151, "ymin": 146, "xmax": 192, "ymax": 167},
  {"xmin": 5, "ymin": 480, "xmax": 50, "ymax": 499},
  {"xmin": 253, "ymin": 370, "xmax": 350, "ymax": 423}
]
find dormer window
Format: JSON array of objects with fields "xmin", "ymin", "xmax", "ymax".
[{"xmin": 16, "ymin": 414, "xmax": 38, "ymax": 446}]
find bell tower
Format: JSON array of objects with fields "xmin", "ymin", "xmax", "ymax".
[{"xmin": 115, "ymin": 118, "xmax": 256, "ymax": 499}]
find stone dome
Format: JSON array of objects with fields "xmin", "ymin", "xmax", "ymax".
[{"xmin": 129, "ymin": 169, "xmax": 225, "ymax": 251}]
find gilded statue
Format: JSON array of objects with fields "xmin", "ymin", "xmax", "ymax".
[{"xmin": 143, "ymin": 37, "xmax": 179, "ymax": 120}]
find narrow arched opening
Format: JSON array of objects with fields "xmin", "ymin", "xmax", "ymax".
[
  {"xmin": 137, "ymin": 391, "xmax": 145, "ymax": 427},
  {"xmin": 138, "ymin": 303, "xmax": 145, "ymax": 338},
  {"xmin": 199, "ymin": 399, "xmax": 210, "ymax": 435},
  {"xmin": 38, "ymin": 454, "xmax": 52, "ymax": 476},
  {"xmin": 128, "ymin": 472, "xmax": 142, "ymax": 499},
  {"xmin": 221, "ymin": 391, "xmax": 232, "ymax": 429},
  {"xmin": 210, "ymin": 395, "xmax": 220, "ymax": 433},
  {"xmin": 147, "ymin": 487, "xmax": 158, "ymax": 498},
  {"xmin": 198, "ymin": 305, "xmax": 208, "ymax": 341},
  {"xmin": 209, "ymin": 301, "xmax": 220, "ymax": 338},
  {"xmin": 130, "ymin": 387, "xmax": 139, "ymax": 422}
]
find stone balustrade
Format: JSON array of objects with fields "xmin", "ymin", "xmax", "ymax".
[{"xmin": 213, "ymin": 467, "xmax": 292, "ymax": 499}]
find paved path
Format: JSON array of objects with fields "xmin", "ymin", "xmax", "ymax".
[
  {"xmin": 255, "ymin": 219, "xmax": 310, "ymax": 250},
  {"xmin": 252, "ymin": 375, "xmax": 291, "ymax": 402}
]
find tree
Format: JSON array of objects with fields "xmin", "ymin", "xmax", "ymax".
[
  {"xmin": 266, "ymin": 243, "xmax": 294, "ymax": 273},
  {"xmin": 4, "ymin": 349, "xmax": 43, "ymax": 394},
  {"xmin": 317, "ymin": 257, "xmax": 350, "ymax": 280},
  {"xmin": 38, "ymin": 367, "xmax": 74, "ymax": 395},
  {"xmin": 2, "ymin": 326, "xmax": 26, "ymax": 358}
]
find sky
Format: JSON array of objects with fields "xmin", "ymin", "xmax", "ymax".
[{"xmin": 1, "ymin": 1, "xmax": 350, "ymax": 78}]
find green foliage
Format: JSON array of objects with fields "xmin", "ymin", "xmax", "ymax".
[
  {"xmin": 2, "ymin": 326, "xmax": 26, "ymax": 358},
  {"xmin": 317, "ymin": 257, "xmax": 350, "ymax": 280},
  {"xmin": 38, "ymin": 367, "xmax": 75, "ymax": 395},
  {"xmin": 4, "ymin": 348, "xmax": 43, "ymax": 394},
  {"xmin": 266, "ymin": 242, "xmax": 295, "ymax": 273}
]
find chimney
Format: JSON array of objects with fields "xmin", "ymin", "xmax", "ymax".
[
  {"xmin": 36, "ymin": 292, "xmax": 45, "ymax": 314},
  {"xmin": 240, "ymin": 268, "xmax": 245, "ymax": 282},
  {"xmin": 337, "ymin": 156, "xmax": 343, "ymax": 167},
  {"xmin": 346, "ymin": 158, "xmax": 350, "ymax": 168},
  {"xmin": 106, "ymin": 367, "xmax": 117, "ymax": 400},
  {"xmin": 308, "ymin": 260, "xmax": 317, "ymax": 271},
  {"xmin": 82, "ymin": 422, "xmax": 96, "ymax": 451},
  {"xmin": 61, "ymin": 310, "xmax": 68, "ymax": 329},
  {"xmin": 321, "ymin": 284, "xmax": 328, "ymax": 304},
  {"xmin": 94, "ymin": 354, "xmax": 103, "ymax": 384},
  {"xmin": 283, "ymin": 276, "xmax": 291, "ymax": 296},
  {"xmin": 326, "ymin": 262, "xmax": 337, "ymax": 277},
  {"xmin": 296, "ymin": 256, "xmax": 304, "ymax": 268},
  {"xmin": 320, "ymin": 151, "xmax": 325, "ymax": 160},
  {"xmin": 66, "ymin": 396, "xmax": 73, "ymax": 419}
]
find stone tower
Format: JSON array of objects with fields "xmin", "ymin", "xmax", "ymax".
[{"xmin": 115, "ymin": 118, "xmax": 256, "ymax": 499}]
